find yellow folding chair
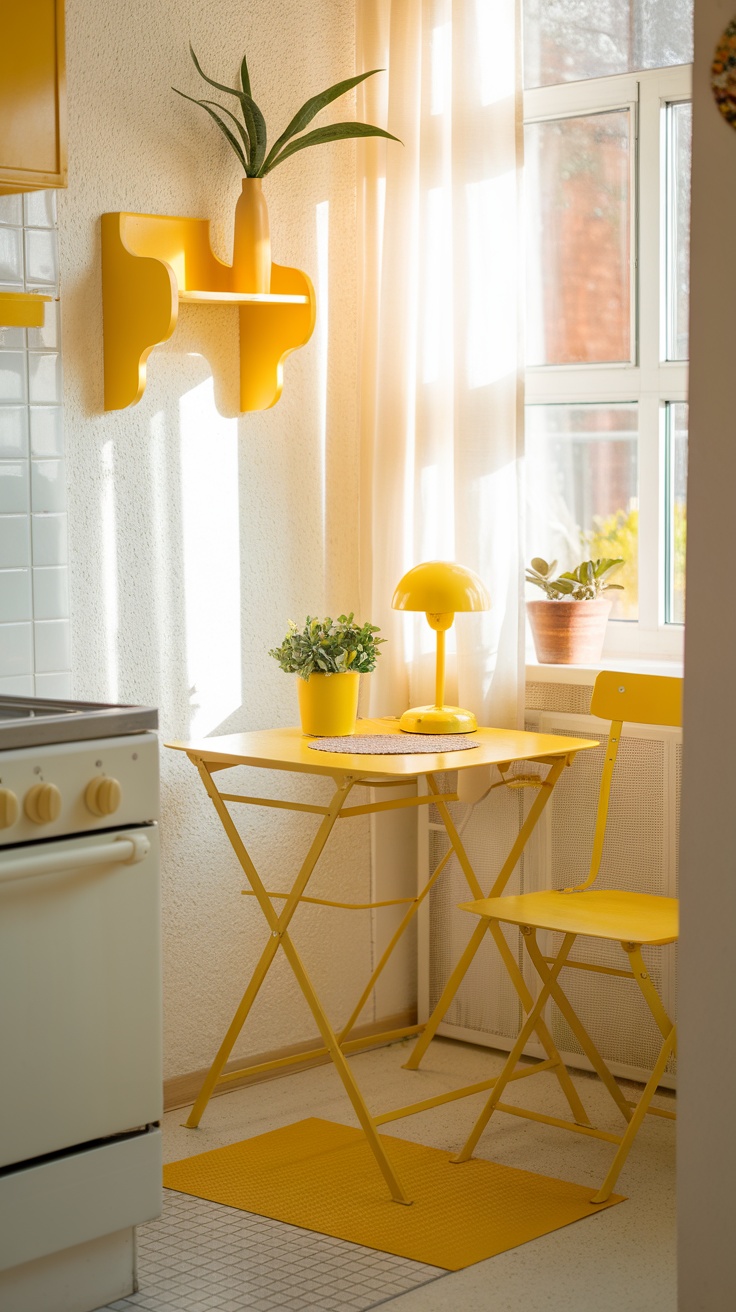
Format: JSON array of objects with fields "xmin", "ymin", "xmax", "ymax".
[{"xmin": 455, "ymin": 671, "xmax": 681, "ymax": 1202}]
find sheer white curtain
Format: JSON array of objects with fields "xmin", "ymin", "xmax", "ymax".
[{"xmin": 357, "ymin": 0, "xmax": 525, "ymax": 799}]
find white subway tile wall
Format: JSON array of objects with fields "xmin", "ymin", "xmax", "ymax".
[
  {"xmin": 0, "ymin": 674, "xmax": 34, "ymax": 694},
  {"xmin": 0, "ymin": 192, "xmax": 70, "ymax": 696},
  {"xmin": 0, "ymin": 406, "xmax": 29, "ymax": 455},
  {"xmin": 0, "ymin": 515, "xmax": 31, "ymax": 566},
  {"xmin": 34, "ymin": 618, "xmax": 71, "ymax": 673},
  {"xmin": 0, "ymin": 622, "xmax": 33, "ymax": 677}
]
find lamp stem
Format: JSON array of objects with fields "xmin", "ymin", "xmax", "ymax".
[{"xmin": 435, "ymin": 628, "xmax": 446, "ymax": 709}]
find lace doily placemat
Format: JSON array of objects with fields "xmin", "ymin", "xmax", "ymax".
[{"xmin": 307, "ymin": 733, "xmax": 480, "ymax": 754}]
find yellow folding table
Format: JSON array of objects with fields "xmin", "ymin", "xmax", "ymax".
[{"xmin": 167, "ymin": 718, "xmax": 599, "ymax": 1204}]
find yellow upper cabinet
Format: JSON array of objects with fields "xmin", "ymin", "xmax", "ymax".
[{"xmin": 0, "ymin": 0, "xmax": 67, "ymax": 194}]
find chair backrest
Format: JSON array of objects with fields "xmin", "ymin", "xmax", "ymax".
[
  {"xmin": 575, "ymin": 672, "xmax": 683, "ymax": 891},
  {"xmin": 590, "ymin": 671, "xmax": 682, "ymax": 728}
]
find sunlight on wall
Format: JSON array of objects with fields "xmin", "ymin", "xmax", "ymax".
[
  {"xmin": 316, "ymin": 201, "xmax": 330, "ymax": 538},
  {"xmin": 465, "ymin": 172, "xmax": 518, "ymax": 388},
  {"xmin": 179, "ymin": 377, "xmax": 241, "ymax": 737},
  {"xmin": 149, "ymin": 411, "xmax": 169, "ymax": 693},
  {"xmin": 100, "ymin": 440, "xmax": 119, "ymax": 700}
]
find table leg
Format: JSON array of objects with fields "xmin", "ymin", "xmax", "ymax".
[
  {"xmin": 184, "ymin": 763, "xmax": 412, "ymax": 1203},
  {"xmin": 336, "ymin": 842, "xmax": 455, "ymax": 1044},
  {"xmin": 185, "ymin": 768, "xmax": 353, "ymax": 1130},
  {"xmin": 404, "ymin": 757, "xmax": 566, "ymax": 1072},
  {"xmin": 278, "ymin": 930, "xmax": 412, "ymax": 1205},
  {"xmin": 184, "ymin": 929, "xmax": 295, "ymax": 1131}
]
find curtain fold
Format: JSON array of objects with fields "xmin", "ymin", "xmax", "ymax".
[{"xmin": 357, "ymin": 0, "xmax": 525, "ymax": 803}]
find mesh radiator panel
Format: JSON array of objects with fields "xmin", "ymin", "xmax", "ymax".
[
  {"xmin": 526, "ymin": 682, "xmax": 593, "ymax": 715},
  {"xmin": 427, "ymin": 746, "xmax": 549, "ymax": 1043},
  {"xmin": 428, "ymin": 779, "xmax": 532, "ymax": 1041}
]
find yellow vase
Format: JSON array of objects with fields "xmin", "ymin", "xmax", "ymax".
[
  {"xmin": 297, "ymin": 672, "xmax": 360, "ymax": 737},
  {"xmin": 232, "ymin": 178, "xmax": 271, "ymax": 293}
]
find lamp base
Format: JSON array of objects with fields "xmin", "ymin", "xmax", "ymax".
[{"xmin": 399, "ymin": 705, "xmax": 478, "ymax": 734}]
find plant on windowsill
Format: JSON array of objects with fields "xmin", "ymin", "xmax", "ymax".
[
  {"xmin": 525, "ymin": 557, "xmax": 624, "ymax": 665},
  {"xmin": 173, "ymin": 44, "xmax": 401, "ymax": 293},
  {"xmin": 269, "ymin": 615, "xmax": 385, "ymax": 736}
]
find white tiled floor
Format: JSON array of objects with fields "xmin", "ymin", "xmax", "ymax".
[
  {"xmin": 102, "ymin": 1037, "xmax": 676, "ymax": 1312},
  {"xmin": 104, "ymin": 1191, "xmax": 443, "ymax": 1311}
]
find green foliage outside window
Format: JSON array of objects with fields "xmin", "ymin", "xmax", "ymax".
[
  {"xmin": 585, "ymin": 508, "xmax": 639, "ymax": 617},
  {"xmin": 584, "ymin": 503, "xmax": 687, "ymax": 620}
]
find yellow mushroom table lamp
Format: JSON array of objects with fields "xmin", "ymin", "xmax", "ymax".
[{"xmin": 391, "ymin": 560, "xmax": 491, "ymax": 733}]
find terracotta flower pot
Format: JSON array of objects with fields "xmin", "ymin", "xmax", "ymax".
[
  {"xmin": 527, "ymin": 598, "xmax": 612, "ymax": 665},
  {"xmin": 297, "ymin": 671, "xmax": 361, "ymax": 736},
  {"xmin": 232, "ymin": 178, "xmax": 271, "ymax": 293}
]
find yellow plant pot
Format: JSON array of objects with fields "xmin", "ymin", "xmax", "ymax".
[
  {"xmin": 232, "ymin": 178, "xmax": 271, "ymax": 293},
  {"xmin": 527, "ymin": 598, "xmax": 612, "ymax": 664},
  {"xmin": 297, "ymin": 672, "xmax": 360, "ymax": 736}
]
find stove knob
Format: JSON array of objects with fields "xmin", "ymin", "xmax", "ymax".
[
  {"xmin": 24, "ymin": 783, "xmax": 62, "ymax": 825},
  {"xmin": 85, "ymin": 776, "xmax": 122, "ymax": 818},
  {"xmin": 0, "ymin": 788, "xmax": 19, "ymax": 829}
]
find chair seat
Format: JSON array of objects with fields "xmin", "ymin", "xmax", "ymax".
[{"xmin": 459, "ymin": 889, "xmax": 678, "ymax": 946}]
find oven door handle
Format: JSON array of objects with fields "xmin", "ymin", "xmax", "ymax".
[{"xmin": 0, "ymin": 833, "xmax": 151, "ymax": 885}]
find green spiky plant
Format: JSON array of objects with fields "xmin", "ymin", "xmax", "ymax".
[{"xmin": 172, "ymin": 45, "xmax": 401, "ymax": 176}]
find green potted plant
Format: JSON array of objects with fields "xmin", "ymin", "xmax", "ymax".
[
  {"xmin": 173, "ymin": 45, "xmax": 401, "ymax": 293},
  {"xmin": 269, "ymin": 614, "xmax": 385, "ymax": 735},
  {"xmin": 526, "ymin": 557, "xmax": 624, "ymax": 664}
]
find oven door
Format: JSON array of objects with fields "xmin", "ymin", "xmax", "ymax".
[{"xmin": 0, "ymin": 826, "xmax": 161, "ymax": 1169}]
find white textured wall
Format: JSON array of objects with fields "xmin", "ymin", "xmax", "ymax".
[{"xmin": 58, "ymin": 0, "xmax": 378, "ymax": 1080}]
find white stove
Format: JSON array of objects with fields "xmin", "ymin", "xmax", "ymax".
[{"xmin": 0, "ymin": 697, "xmax": 162, "ymax": 1312}]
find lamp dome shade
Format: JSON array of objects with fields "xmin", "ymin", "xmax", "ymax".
[{"xmin": 391, "ymin": 561, "xmax": 491, "ymax": 613}]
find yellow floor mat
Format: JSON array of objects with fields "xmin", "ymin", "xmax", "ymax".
[{"xmin": 163, "ymin": 1118, "xmax": 624, "ymax": 1270}]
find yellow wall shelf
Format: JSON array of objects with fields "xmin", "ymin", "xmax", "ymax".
[
  {"xmin": 0, "ymin": 292, "xmax": 52, "ymax": 328},
  {"xmin": 101, "ymin": 212, "xmax": 316, "ymax": 412}
]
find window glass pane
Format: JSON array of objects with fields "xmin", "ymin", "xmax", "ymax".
[
  {"xmin": 526, "ymin": 404, "xmax": 638, "ymax": 619},
  {"xmin": 523, "ymin": 1, "xmax": 694, "ymax": 89},
  {"xmin": 666, "ymin": 102, "xmax": 692, "ymax": 361},
  {"xmin": 666, "ymin": 402, "xmax": 687, "ymax": 624},
  {"xmin": 526, "ymin": 111, "xmax": 631, "ymax": 365}
]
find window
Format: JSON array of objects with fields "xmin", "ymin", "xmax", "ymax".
[{"xmin": 523, "ymin": 1, "xmax": 692, "ymax": 656}]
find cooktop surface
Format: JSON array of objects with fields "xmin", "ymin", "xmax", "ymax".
[{"xmin": 0, "ymin": 696, "xmax": 158, "ymax": 749}]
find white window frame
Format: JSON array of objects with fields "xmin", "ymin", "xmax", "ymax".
[{"xmin": 524, "ymin": 64, "xmax": 691, "ymax": 660}]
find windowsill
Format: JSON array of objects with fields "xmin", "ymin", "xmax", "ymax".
[{"xmin": 526, "ymin": 654, "xmax": 684, "ymax": 685}]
